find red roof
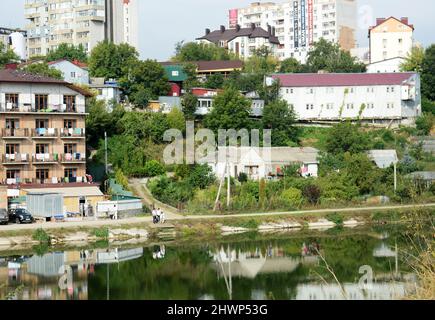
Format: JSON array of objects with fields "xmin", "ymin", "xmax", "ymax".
[
  {"xmin": 48, "ymin": 59, "xmax": 88, "ymax": 69},
  {"xmin": 369, "ymin": 16, "xmax": 414, "ymax": 32},
  {"xmin": 272, "ymin": 73, "xmax": 416, "ymax": 87}
]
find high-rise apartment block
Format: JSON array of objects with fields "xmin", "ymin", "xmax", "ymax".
[
  {"xmin": 229, "ymin": 0, "xmax": 357, "ymax": 62},
  {"xmin": 24, "ymin": 0, "xmax": 138, "ymax": 58}
]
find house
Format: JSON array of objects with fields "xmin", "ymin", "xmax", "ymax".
[
  {"xmin": 369, "ymin": 17, "xmax": 414, "ymax": 64},
  {"xmin": 161, "ymin": 64, "xmax": 188, "ymax": 97},
  {"xmin": 197, "ymin": 24, "xmax": 280, "ymax": 60},
  {"xmin": 406, "ymin": 172, "xmax": 435, "ymax": 190},
  {"xmin": 201, "ymin": 147, "xmax": 319, "ymax": 180},
  {"xmin": 269, "ymin": 72, "xmax": 421, "ymax": 126},
  {"xmin": 48, "ymin": 59, "xmax": 89, "ymax": 85},
  {"xmin": 367, "ymin": 150, "xmax": 399, "ymax": 168},
  {"xmin": 0, "ymin": 69, "xmax": 91, "ymax": 187},
  {"xmin": 367, "ymin": 57, "xmax": 406, "ymax": 73},
  {"xmin": 89, "ymin": 78, "xmax": 121, "ymax": 111}
]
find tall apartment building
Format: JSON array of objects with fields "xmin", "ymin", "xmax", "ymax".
[
  {"xmin": 0, "ymin": 69, "xmax": 91, "ymax": 185},
  {"xmin": 24, "ymin": 0, "xmax": 139, "ymax": 58},
  {"xmin": 369, "ymin": 17, "xmax": 414, "ymax": 64},
  {"xmin": 0, "ymin": 28, "xmax": 28, "ymax": 60},
  {"xmin": 229, "ymin": 0, "xmax": 357, "ymax": 62}
]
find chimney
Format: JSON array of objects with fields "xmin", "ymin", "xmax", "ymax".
[
  {"xmin": 267, "ymin": 24, "xmax": 272, "ymax": 35},
  {"xmin": 205, "ymin": 28, "xmax": 210, "ymax": 35},
  {"xmin": 251, "ymin": 23, "xmax": 256, "ymax": 30},
  {"xmin": 376, "ymin": 18, "xmax": 385, "ymax": 26},
  {"xmin": 236, "ymin": 24, "xmax": 241, "ymax": 32},
  {"xmin": 272, "ymin": 27, "xmax": 276, "ymax": 37},
  {"xmin": 220, "ymin": 25, "xmax": 226, "ymax": 33},
  {"xmin": 401, "ymin": 17, "xmax": 409, "ymax": 25}
]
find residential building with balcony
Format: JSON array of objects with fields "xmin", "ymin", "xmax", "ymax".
[
  {"xmin": 228, "ymin": 0, "xmax": 357, "ymax": 62},
  {"xmin": 268, "ymin": 72, "xmax": 421, "ymax": 126},
  {"xmin": 0, "ymin": 69, "xmax": 91, "ymax": 186},
  {"xmin": 24, "ymin": 0, "xmax": 139, "ymax": 58}
]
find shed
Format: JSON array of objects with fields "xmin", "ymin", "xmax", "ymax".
[
  {"xmin": 367, "ymin": 150, "xmax": 398, "ymax": 168},
  {"xmin": 26, "ymin": 192, "xmax": 64, "ymax": 218}
]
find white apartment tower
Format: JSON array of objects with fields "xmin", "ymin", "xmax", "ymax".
[
  {"xmin": 229, "ymin": 0, "xmax": 357, "ymax": 62},
  {"xmin": 24, "ymin": 0, "xmax": 139, "ymax": 58}
]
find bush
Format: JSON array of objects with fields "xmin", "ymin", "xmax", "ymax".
[
  {"xmin": 416, "ymin": 113, "xmax": 434, "ymax": 135},
  {"xmin": 238, "ymin": 172, "xmax": 248, "ymax": 183},
  {"xmin": 93, "ymin": 227, "xmax": 109, "ymax": 239},
  {"xmin": 280, "ymin": 187, "xmax": 303, "ymax": 209},
  {"xmin": 326, "ymin": 213, "xmax": 344, "ymax": 225},
  {"xmin": 32, "ymin": 228, "xmax": 51, "ymax": 243},
  {"xmin": 143, "ymin": 160, "xmax": 166, "ymax": 177},
  {"xmin": 303, "ymin": 184, "xmax": 321, "ymax": 204},
  {"xmin": 115, "ymin": 168, "xmax": 129, "ymax": 190}
]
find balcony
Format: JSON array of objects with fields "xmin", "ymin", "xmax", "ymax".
[
  {"xmin": 60, "ymin": 128, "xmax": 86, "ymax": 139},
  {"xmin": 32, "ymin": 153, "xmax": 59, "ymax": 164},
  {"xmin": 1, "ymin": 128, "xmax": 30, "ymax": 139},
  {"xmin": 31, "ymin": 128, "xmax": 58, "ymax": 139},
  {"xmin": 0, "ymin": 103, "xmax": 86, "ymax": 114},
  {"xmin": 2, "ymin": 154, "xmax": 30, "ymax": 165},
  {"xmin": 61, "ymin": 153, "xmax": 86, "ymax": 163}
]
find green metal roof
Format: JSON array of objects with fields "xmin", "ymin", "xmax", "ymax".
[{"xmin": 163, "ymin": 65, "xmax": 188, "ymax": 82}]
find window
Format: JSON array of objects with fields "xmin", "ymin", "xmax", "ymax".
[
  {"xmin": 6, "ymin": 119, "xmax": 19, "ymax": 129},
  {"xmin": 64, "ymin": 143, "xmax": 76, "ymax": 154},
  {"xmin": 6, "ymin": 144, "xmax": 19, "ymax": 154},
  {"xmin": 63, "ymin": 95, "xmax": 76, "ymax": 112},
  {"xmin": 71, "ymin": 72, "xmax": 76, "ymax": 78},
  {"xmin": 64, "ymin": 119, "xmax": 77, "ymax": 129},
  {"xmin": 64, "ymin": 168, "xmax": 77, "ymax": 179},
  {"xmin": 5, "ymin": 94, "xmax": 19, "ymax": 109},
  {"xmin": 6, "ymin": 170, "xmax": 20, "ymax": 179},
  {"xmin": 36, "ymin": 144, "xmax": 49, "ymax": 154},
  {"xmin": 36, "ymin": 169, "xmax": 49, "ymax": 181},
  {"xmin": 35, "ymin": 119, "xmax": 49, "ymax": 129},
  {"xmin": 306, "ymin": 104, "xmax": 314, "ymax": 110},
  {"xmin": 35, "ymin": 94, "xmax": 48, "ymax": 111}
]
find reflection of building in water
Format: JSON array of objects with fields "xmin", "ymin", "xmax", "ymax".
[
  {"xmin": 296, "ymin": 283, "xmax": 411, "ymax": 300},
  {"xmin": 0, "ymin": 247, "xmax": 144, "ymax": 300},
  {"xmin": 211, "ymin": 247, "xmax": 319, "ymax": 279}
]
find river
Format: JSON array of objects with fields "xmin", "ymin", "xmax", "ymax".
[{"xmin": 0, "ymin": 225, "xmax": 420, "ymax": 300}]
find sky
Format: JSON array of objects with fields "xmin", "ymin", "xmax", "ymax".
[{"xmin": 1, "ymin": 0, "xmax": 434, "ymax": 60}]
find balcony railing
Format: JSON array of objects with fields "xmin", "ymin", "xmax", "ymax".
[
  {"xmin": 1, "ymin": 176, "xmax": 89, "ymax": 185},
  {"xmin": 1, "ymin": 128, "xmax": 30, "ymax": 138},
  {"xmin": 32, "ymin": 153, "xmax": 59, "ymax": 163},
  {"xmin": 60, "ymin": 128, "xmax": 86, "ymax": 138},
  {"xmin": 61, "ymin": 153, "xmax": 86, "ymax": 162},
  {"xmin": 0, "ymin": 103, "xmax": 86, "ymax": 113},
  {"xmin": 31, "ymin": 128, "xmax": 58, "ymax": 138},
  {"xmin": 2, "ymin": 153, "xmax": 30, "ymax": 164}
]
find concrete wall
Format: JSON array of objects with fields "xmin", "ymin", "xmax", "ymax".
[{"xmin": 50, "ymin": 61, "xmax": 90, "ymax": 85}]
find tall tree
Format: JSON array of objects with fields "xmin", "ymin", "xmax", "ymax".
[
  {"xmin": 0, "ymin": 42, "xmax": 19, "ymax": 67},
  {"xmin": 400, "ymin": 46, "xmax": 425, "ymax": 73},
  {"xmin": 182, "ymin": 92, "xmax": 198, "ymax": 120},
  {"xmin": 45, "ymin": 43, "xmax": 88, "ymax": 62},
  {"xmin": 173, "ymin": 42, "xmax": 237, "ymax": 62},
  {"xmin": 306, "ymin": 39, "xmax": 366, "ymax": 73},
  {"xmin": 120, "ymin": 59, "xmax": 170, "ymax": 108},
  {"xmin": 279, "ymin": 57, "xmax": 304, "ymax": 73},
  {"xmin": 204, "ymin": 87, "xmax": 251, "ymax": 132},
  {"xmin": 421, "ymin": 44, "xmax": 435, "ymax": 101},
  {"xmin": 262, "ymin": 99, "xmax": 300, "ymax": 146},
  {"xmin": 88, "ymin": 41, "xmax": 139, "ymax": 79},
  {"xmin": 21, "ymin": 62, "xmax": 63, "ymax": 79},
  {"xmin": 325, "ymin": 122, "xmax": 370, "ymax": 154}
]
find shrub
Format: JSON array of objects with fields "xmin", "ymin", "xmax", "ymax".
[
  {"xmin": 32, "ymin": 228, "xmax": 51, "ymax": 243},
  {"xmin": 303, "ymin": 184, "xmax": 322, "ymax": 204},
  {"xmin": 238, "ymin": 172, "xmax": 248, "ymax": 183},
  {"xmin": 143, "ymin": 160, "xmax": 165, "ymax": 177},
  {"xmin": 326, "ymin": 213, "xmax": 344, "ymax": 225},
  {"xmin": 115, "ymin": 168, "xmax": 129, "ymax": 189},
  {"xmin": 280, "ymin": 187, "xmax": 303, "ymax": 208},
  {"xmin": 93, "ymin": 227, "xmax": 109, "ymax": 239}
]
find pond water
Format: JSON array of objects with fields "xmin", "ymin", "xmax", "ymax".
[{"xmin": 0, "ymin": 226, "xmax": 420, "ymax": 300}]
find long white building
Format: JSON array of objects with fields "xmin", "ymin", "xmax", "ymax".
[
  {"xmin": 268, "ymin": 72, "xmax": 421, "ymax": 126},
  {"xmin": 228, "ymin": 0, "xmax": 357, "ymax": 62},
  {"xmin": 24, "ymin": 0, "xmax": 139, "ymax": 57}
]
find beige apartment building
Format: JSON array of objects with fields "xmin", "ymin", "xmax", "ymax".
[
  {"xmin": 24, "ymin": 0, "xmax": 139, "ymax": 57},
  {"xmin": 0, "ymin": 69, "xmax": 90, "ymax": 185}
]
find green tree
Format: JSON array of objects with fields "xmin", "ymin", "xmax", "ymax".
[
  {"xmin": 244, "ymin": 53, "xmax": 279, "ymax": 74},
  {"xmin": 204, "ymin": 87, "xmax": 251, "ymax": 132},
  {"xmin": 421, "ymin": 44, "xmax": 435, "ymax": 101},
  {"xmin": 89, "ymin": 41, "xmax": 139, "ymax": 79},
  {"xmin": 262, "ymin": 100, "xmax": 300, "ymax": 146},
  {"xmin": 342, "ymin": 153, "xmax": 380, "ymax": 195},
  {"xmin": 205, "ymin": 73, "xmax": 225, "ymax": 89},
  {"xmin": 415, "ymin": 113, "xmax": 434, "ymax": 135},
  {"xmin": 173, "ymin": 42, "xmax": 236, "ymax": 62},
  {"xmin": 281, "ymin": 187, "xmax": 303, "ymax": 208},
  {"xmin": 182, "ymin": 62, "xmax": 201, "ymax": 90},
  {"xmin": 143, "ymin": 160, "xmax": 166, "ymax": 177},
  {"xmin": 167, "ymin": 108, "xmax": 186, "ymax": 132},
  {"xmin": 120, "ymin": 59, "xmax": 170, "ymax": 107},
  {"xmin": 21, "ymin": 62, "xmax": 63, "ymax": 79},
  {"xmin": 325, "ymin": 122, "xmax": 369, "ymax": 154},
  {"xmin": 45, "ymin": 43, "xmax": 88, "ymax": 62},
  {"xmin": 182, "ymin": 93, "xmax": 198, "ymax": 120},
  {"xmin": 400, "ymin": 46, "xmax": 425, "ymax": 73},
  {"xmin": 279, "ymin": 57, "xmax": 303, "ymax": 73},
  {"xmin": 306, "ymin": 39, "xmax": 366, "ymax": 73},
  {"xmin": 186, "ymin": 164, "xmax": 216, "ymax": 189},
  {"xmin": 0, "ymin": 42, "xmax": 19, "ymax": 67}
]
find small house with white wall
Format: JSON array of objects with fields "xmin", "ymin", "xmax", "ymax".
[{"xmin": 48, "ymin": 59, "xmax": 89, "ymax": 85}]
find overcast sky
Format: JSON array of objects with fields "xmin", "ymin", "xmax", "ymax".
[{"xmin": 1, "ymin": 0, "xmax": 434, "ymax": 60}]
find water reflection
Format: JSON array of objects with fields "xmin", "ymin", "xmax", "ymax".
[{"xmin": 0, "ymin": 230, "xmax": 419, "ymax": 300}]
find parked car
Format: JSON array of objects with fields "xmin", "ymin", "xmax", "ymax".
[
  {"xmin": 0, "ymin": 209, "xmax": 8, "ymax": 225},
  {"xmin": 8, "ymin": 208, "xmax": 34, "ymax": 224}
]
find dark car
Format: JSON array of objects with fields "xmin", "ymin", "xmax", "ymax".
[
  {"xmin": 8, "ymin": 208, "xmax": 34, "ymax": 224},
  {"xmin": 0, "ymin": 209, "xmax": 8, "ymax": 225}
]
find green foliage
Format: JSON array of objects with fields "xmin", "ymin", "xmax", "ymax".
[
  {"xmin": 279, "ymin": 57, "xmax": 304, "ymax": 73},
  {"xmin": 0, "ymin": 42, "xmax": 19, "ymax": 66},
  {"xmin": 262, "ymin": 99, "xmax": 300, "ymax": 146},
  {"xmin": 115, "ymin": 168, "xmax": 129, "ymax": 189},
  {"xmin": 415, "ymin": 113, "xmax": 434, "ymax": 135},
  {"xmin": 186, "ymin": 164, "xmax": 216, "ymax": 190},
  {"xmin": 89, "ymin": 41, "xmax": 139, "ymax": 79},
  {"xmin": 182, "ymin": 93, "xmax": 198, "ymax": 120},
  {"xmin": 93, "ymin": 227, "xmax": 110, "ymax": 239},
  {"xmin": 326, "ymin": 213, "xmax": 344, "ymax": 225},
  {"xmin": 21, "ymin": 62, "xmax": 63, "ymax": 79},
  {"xmin": 143, "ymin": 160, "xmax": 166, "ymax": 177},
  {"xmin": 167, "ymin": 108, "xmax": 186, "ymax": 132},
  {"xmin": 280, "ymin": 187, "xmax": 303, "ymax": 208},
  {"xmin": 400, "ymin": 46, "xmax": 425, "ymax": 73},
  {"xmin": 244, "ymin": 51, "xmax": 279, "ymax": 74},
  {"xmin": 204, "ymin": 87, "xmax": 252, "ymax": 133},
  {"xmin": 45, "ymin": 43, "xmax": 88, "ymax": 63},
  {"xmin": 303, "ymin": 184, "xmax": 321, "ymax": 205},
  {"xmin": 173, "ymin": 42, "xmax": 236, "ymax": 61},
  {"xmin": 224, "ymin": 71, "xmax": 264, "ymax": 93},
  {"xmin": 306, "ymin": 39, "xmax": 366, "ymax": 73},
  {"xmin": 422, "ymin": 98, "xmax": 435, "ymax": 115},
  {"xmin": 325, "ymin": 122, "xmax": 369, "ymax": 154},
  {"xmin": 238, "ymin": 172, "xmax": 248, "ymax": 183},
  {"xmin": 32, "ymin": 228, "xmax": 51, "ymax": 243},
  {"xmin": 421, "ymin": 44, "xmax": 435, "ymax": 101},
  {"xmin": 205, "ymin": 73, "xmax": 225, "ymax": 89}
]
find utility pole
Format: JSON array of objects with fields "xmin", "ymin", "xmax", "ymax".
[
  {"xmin": 227, "ymin": 160, "xmax": 231, "ymax": 207},
  {"xmin": 394, "ymin": 162, "xmax": 397, "ymax": 193},
  {"xmin": 105, "ymin": 131, "xmax": 108, "ymax": 175}
]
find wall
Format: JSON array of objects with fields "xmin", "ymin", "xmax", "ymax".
[{"xmin": 50, "ymin": 61, "xmax": 90, "ymax": 85}]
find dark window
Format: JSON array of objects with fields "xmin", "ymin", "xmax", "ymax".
[
  {"xmin": 63, "ymin": 95, "xmax": 76, "ymax": 112},
  {"xmin": 64, "ymin": 143, "xmax": 76, "ymax": 154},
  {"xmin": 6, "ymin": 144, "xmax": 19, "ymax": 154},
  {"xmin": 5, "ymin": 94, "xmax": 19, "ymax": 109},
  {"xmin": 6, "ymin": 170, "xmax": 20, "ymax": 179},
  {"xmin": 64, "ymin": 168, "xmax": 77, "ymax": 178},
  {"xmin": 63, "ymin": 119, "xmax": 76, "ymax": 129},
  {"xmin": 35, "ymin": 94, "xmax": 48, "ymax": 111},
  {"xmin": 36, "ymin": 169, "xmax": 49, "ymax": 180},
  {"xmin": 36, "ymin": 144, "xmax": 49, "ymax": 154},
  {"xmin": 35, "ymin": 119, "xmax": 49, "ymax": 129}
]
